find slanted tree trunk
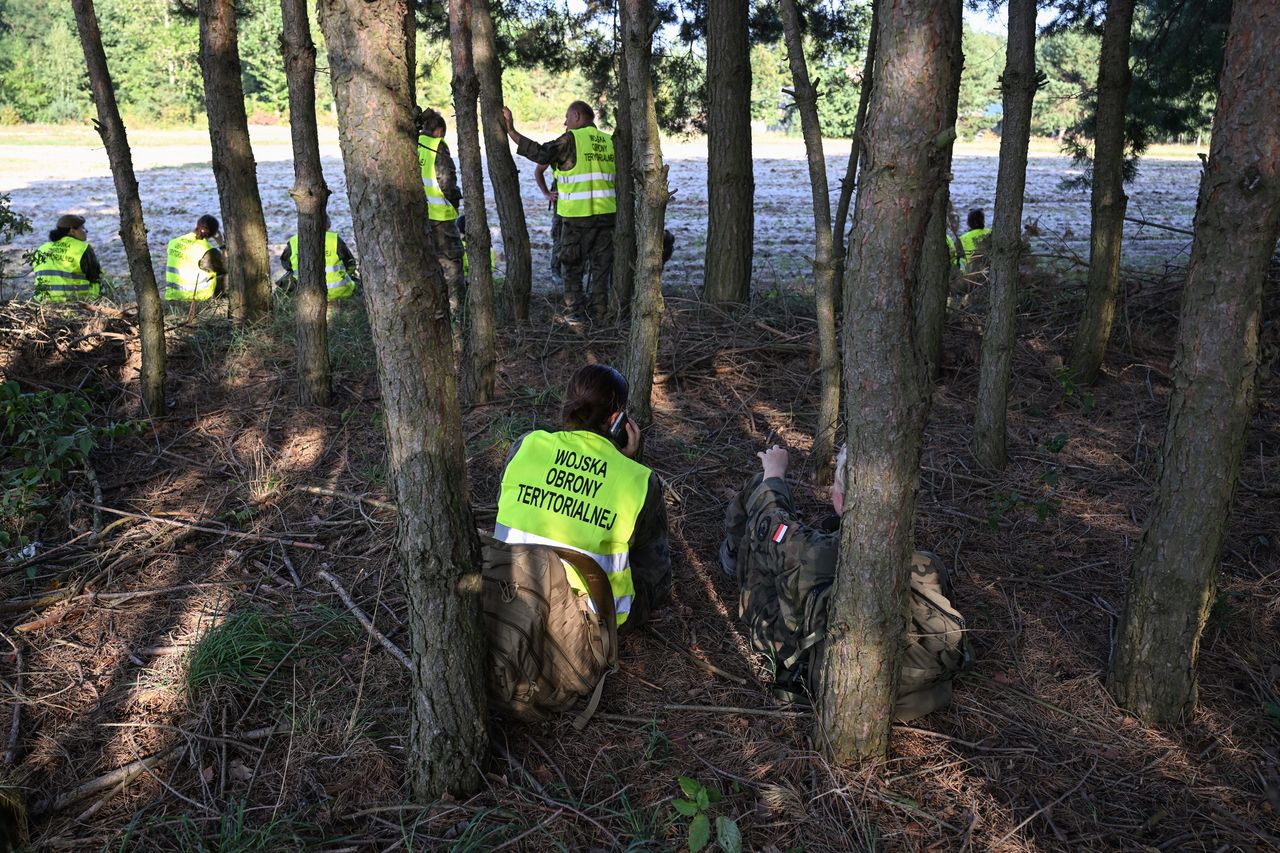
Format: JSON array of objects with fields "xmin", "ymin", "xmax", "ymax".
[
  {"xmin": 471, "ymin": 0, "xmax": 532, "ymax": 320},
  {"xmin": 780, "ymin": 0, "xmax": 838, "ymax": 485},
  {"xmin": 620, "ymin": 0, "xmax": 670, "ymax": 433},
  {"xmin": 281, "ymin": 0, "xmax": 330, "ymax": 407},
  {"xmin": 973, "ymin": 0, "xmax": 1040, "ymax": 469},
  {"xmin": 450, "ymin": 0, "xmax": 496, "ymax": 402},
  {"xmin": 914, "ymin": 5, "xmax": 962, "ymax": 383},
  {"xmin": 702, "ymin": 0, "xmax": 753, "ymax": 304},
  {"xmin": 832, "ymin": 0, "xmax": 877, "ymax": 286},
  {"xmin": 1068, "ymin": 0, "xmax": 1135, "ymax": 384},
  {"xmin": 71, "ymin": 0, "xmax": 165, "ymax": 416},
  {"xmin": 1108, "ymin": 0, "xmax": 1280, "ymax": 725},
  {"xmin": 198, "ymin": 0, "xmax": 273, "ymax": 325},
  {"xmin": 317, "ymin": 0, "xmax": 487, "ymax": 800},
  {"xmin": 816, "ymin": 0, "xmax": 960, "ymax": 764},
  {"xmin": 611, "ymin": 35, "xmax": 638, "ymax": 314}
]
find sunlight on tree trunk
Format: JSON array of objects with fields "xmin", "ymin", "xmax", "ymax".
[
  {"xmin": 1108, "ymin": 0, "xmax": 1280, "ymax": 724},
  {"xmin": 317, "ymin": 0, "xmax": 487, "ymax": 800}
]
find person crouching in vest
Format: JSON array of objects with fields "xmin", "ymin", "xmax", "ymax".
[
  {"xmin": 280, "ymin": 215, "xmax": 359, "ymax": 302},
  {"xmin": 494, "ymin": 364, "xmax": 672, "ymax": 632},
  {"xmin": 415, "ymin": 108, "xmax": 466, "ymax": 320},
  {"xmin": 956, "ymin": 207, "xmax": 993, "ymax": 274},
  {"xmin": 502, "ymin": 100, "xmax": 616, "ymax": 322},
  {"xmin": 165, "ymin": 214, "xmax": 225, "ymax": 321},
  {"xmin": 32, "ymin": 214, "xmax": 102, "ymax": 302}
]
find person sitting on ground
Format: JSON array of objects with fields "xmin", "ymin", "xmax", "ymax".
[
  {"xmin": 415, "ymin": 107, "xmax": 465, "ymax": 317},
  {"xmin": 165, "ymin": 214, "xmax": 226, "ymax": 320},
  {"xmin": 954, "ymin": 207, "xmax": 993, "ymax": 273},
  {"xmin": 493, "ymin": 363, "xmax": 671, "ymax": 633},
  {"xmin": 279, "ymin": 214, "xmax": 358, "ymax": 301},
  {"xmin": 722, "ymin": 443, "xmax": 973, "ymax": 721},
  {"xmin": 32, "ymin": 214, "xmax": 101, "ymax": 302}
]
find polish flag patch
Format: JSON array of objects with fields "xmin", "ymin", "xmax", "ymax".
[{"xmin": 771, "ymin": 523, "xmax": 789, "ymax": 543}]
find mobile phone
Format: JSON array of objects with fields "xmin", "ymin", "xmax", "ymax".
[{"xmin": 609, "ymin": 410, "xmax": 629, "ymax": 440}]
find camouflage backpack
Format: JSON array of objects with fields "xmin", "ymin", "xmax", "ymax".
[{"xmin": 480, "ymin": 538, "xmax": 618, "ymax": 729}]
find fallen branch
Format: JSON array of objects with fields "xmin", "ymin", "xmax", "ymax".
[
  {"xmin": 294, "ymin": 484, "xmax": 396, "ymax": 511},
  {"xmin": 1123, "ymin": 215, "xmax": 1194, "ymax": 237},
  {"xmin": 38, "ymin": 743, "xmax": 184, "ymax": 815},
  {"xmin": 646, "ymin": 628, "xmax": 749, "ymax": 686},
  {"xmin": 91, "ymin": 504, "xmax": 324, "ymax": 550},
  {"xmin": 3, "ymin": 636, "xmax": 22, "ymax": 766},
  {"xmin": 316, "ymin": 570, "xmax": 413, "ymax": 672}
]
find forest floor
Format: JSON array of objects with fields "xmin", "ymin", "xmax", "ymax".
[{"xmin": 1, "ymin": 253, "xmax": 1278, "ymax": 851}]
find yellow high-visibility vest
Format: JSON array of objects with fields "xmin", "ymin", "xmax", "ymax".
[
  {"xmin": 165, "ymin": 232, "xmax": 219, "ymax": 301},
  {"xmin": 32, "ymin": 237, "xmax": 98, "ymax": 301},
  {"xmin": 957, "ymin": 227, "xmax": 992, "ymax": 271},
  {"xmin": 553, "ymin": 127, "xmax": 617, "ymax": 218},
  {"xmin": 287, "ymin": 231, "xmax": 356, "ymax": 300},
  {"xmin": 417, "ymin": 135, "xmax": 460, "ymax": 222}
]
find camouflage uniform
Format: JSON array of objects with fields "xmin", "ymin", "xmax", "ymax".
[{"xmin": 423, "ymin": 138, "xmax": 466, "ymax": 317}]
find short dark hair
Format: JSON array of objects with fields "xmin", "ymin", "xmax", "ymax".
[
  {"xmin": 568, "ymin": 100, "xmax": 595, "ymax": 125},
  {"xmin": 195, "ymin": 214, "xmax": 220, "ymax": 239},
  {"xmin": 420, "ymin": 108, "xmax": 446, "ymax": 136},
  {"xmin": 562, "ymin": 364, "xmax": 628, "ymax": 434},
  {"xmin": 967, "ymin": 208, "xmax": 985, "ymax": 230}
]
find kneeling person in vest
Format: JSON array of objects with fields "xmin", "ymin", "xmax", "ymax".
[
  {"xmin": 954, "ymin": 207, "xmax": 993, "ymax": 273},
  {"xmin": 416, "ymin": 108, "xmax": 466, "ymax": 318},
  {"xmin": 280, "ymin": 216, "xmax": 358, "ymax": 301},
  {"xmin": 722, "ymin": 444, "xmax": 973, "ymax": 721},
  {"xmin": 166, "ymin": 215, "xmax": 226, "ymax": 320},
  {"xmin": 32, "ymin": 214, "xmax": 101, "ymax": 302}
]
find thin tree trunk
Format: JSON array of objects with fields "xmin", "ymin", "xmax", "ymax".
[
  {"xmin": 915, "ymin": 5, "xmax": 962, "ymax": 384},
  {"xmin": 1068, "ymin": 0, "xmax": 1135, "ymax": 384},
  {"xmin": 973, "ymin": 0, "xmax": 1039, "ymax": 469},
  {"xmin": 71, "ymin": 0, "xmax": 165, "ymax": 416},
  {"xmin": 816, "ymin": 0, "xmax": 960, "ymax": 764},
  {"xmin": 1108, "ymin": 0, "xmax": 1280, "ymax": 724},
  {"xmin": 611, "ymin": 32, "xmax": 637, "ymax": 314},
  {"xmin": 702, "ymin": 0, "xmax": 753, "ymax": 304},
  {"xmin": 450, "ymin": 0, "xmax": 496, "ymax": 402},
  {"xmin": 832, "ymin": 0, "xmax": 877, "ymax": 284},
  {"xmin": 281, "ymin": 0, "xmax": 331, "ymax": 407},
  {"xmin": 198, "ymin": 0, "xmax": 273, "ymax": 325},
  {"xmin": 471, "ymin": 0, "xmax": 532, "ymax": 320},
  {"xmin": 620, "ymin": 0, "xmax": 669, "ymax": 434},
  {"xmin": 317, "ymin": 0, "xmax": 487, "ymax": 800},
  {"xmin": 780, "ymin": 0, "xmax": 838, "ymax": 485}
]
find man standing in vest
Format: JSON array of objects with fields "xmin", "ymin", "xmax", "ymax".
[
  {"xmin": 166, "ymin": 214, "xmax": 226, "ymax": 320},
  {"xmin": 32, "ymin": 214, "xmax": 101, "ymax": 302},
  {"xmin": 416, "ymin": 108, "xmax": 465, "ymax": 318},
  {"xmin": 280, "ymin": 215, "xmax": 358, "ymax": 301},
  {"xmin": 501, "ymin": 101, "xmax": 616, "ymax": 321}
]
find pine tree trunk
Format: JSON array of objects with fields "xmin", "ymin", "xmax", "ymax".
[
  {"xmin": 832, "ymin": 0, "xmax": 877, "ymax": 285},
  {"xmin": 450, "ymin": 0, "xmax": 496, "ymax": 402},
  {"xmin": 471, "ymin": 0, "xmax": 532, "ymax": 320},
  {"xmin": 702, "ymin": 0, "xmax": 753, "ymax": 304},
  {"xmin": 1068, "ymin": 0, "xmax": 1135, "ymax": 384},
  {"xmin": 281, "ymin": 0, "xmax": 331, "ymax": 407},
  {"xmin": 198, "ymin": 0, "xmax": 274, "ymax": 325},
  {"xmin": 816, "ymin": 0, "xmax": 960, "ymax": 765},
  {"xmin": 973, "ymin": 0, "xmax": 1039, "ymax": 469},
  {"xmin": 620, "ymin": 0, "xmax": 669, "ymax": 433},
  {"xmin": 71, "ymin": 0, "xmax": 166, "ymax": 416},
  {"xmin": 914, "ymin": 5, "xmax": 962, "ymax": 384},
  {"xmin": 317, "ymin": 0, "xmax": 487, "ymax": 799},
  {"xmin": 1108, "ymin": 0, "xmax": 1280, "ymax": 724},
  {"xmin": 780, "ymin": 0, "xmax": 838, "ymax": 484},
  {"xmin": 611, "ymin": 40, "xmax": 638, "ymax": 314}
]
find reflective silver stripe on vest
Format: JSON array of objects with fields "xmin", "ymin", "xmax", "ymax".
[
  {"xmin": 422, "ymin": 177, "xmax": 442, "ymax": 190},
  {"xmin": 328, "ymin": 277, "xmax": 354, "ymax": 292},
  {"xmin": 324, "ymin": 264, "xmax": 345, "ymax": 273},
  {"xmin": 558, "ymin": 188, "xmax": 617, "ymax": 201},
  {"xmin": 425, "ymin": 197, "xmax": 453, "ymax": 207},
  {"xmin": 40, "ymin": 283, "xmax": 90, "ymax": 292},
  {"xmin": 492, "ymin": 522, "xmax": 632, "ymax": 616},
  {"xmin": 34, "ymin": 269, "xmax": 88, "ymax": 281},
  {"xmin": 556, "ymin": 172, "xmax": 615, "ymax": 185}
]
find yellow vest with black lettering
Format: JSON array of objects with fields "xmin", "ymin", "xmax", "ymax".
[
  {"xmin": 957, "ymin": 227, "xmax": 992, "ymax": 271},
  {"xmin": 287, "ymin": 232, "xmax": 356, "ymax": 300},
  {"xmin": 553, "ymin": 127, "xmax": 617, "ymax": 218},
  {"xmin": 417, "ymin": 135, "xmax": 459, "ymax": 222},
  {"xmin": 495, "ymin": 430, "xmax": 650, "ymax": 625},
  {"xmin": 32, "ymin": 237, "xmax": 98, "ymax": 301},
  {"xmin": 165, "ymin": 232, "xmax": 218, "ymax": 301}
]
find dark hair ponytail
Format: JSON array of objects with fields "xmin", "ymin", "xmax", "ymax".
[
  {"xmin": 561, "ymin": 364, "xmax": 627, "ymax": 435},
  {"xmin": 195, "ymin": 215, "xmax": 220, "ymax": 239}
]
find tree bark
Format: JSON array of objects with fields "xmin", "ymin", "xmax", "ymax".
[
  {"xmin": 620, "ymin": 0, "xmax": 670, "ymax": 434},
  {"xmin": 702, "ymin": 0, "xmax": 753, "ymax": 304},
  {"xmin": 1068, "ymin": 0, "xmax": 1135, "ymax": 384},
  {"xmin": 816, "ymin": 0, "xmax": 960, "ymax": 764},
  {"xmin": 198, "ymin": 0, "xmax": 273, "ymax": 325},
  {"xmin": 832, "ymin": 0, "xmax": 877, "ymax": 287},
  {"xmin": 281, "ymin": 0, "xmax": 331, "ymax": 407},
  {"xmin": 1108, "ymin": 0, "xmax": 1280, "ymax": 725},
  {"xmin": 779, "ymin": 0, "xmax": 838, "ymax": 485},
  {"xmin": 973, "ymin": 0, "xmax": 1039, "ymax": 469},
  {"xmin": 610, "ymin": 34, "xmax": 638, "ymax": 314},
  {"xmin": 317, "ymin": 0, "xmax": 487, "ymax": 800},
  {"xmin": 450, "ymin": 0, "xmax": 497, "ymax": 402},
  {"xmin": 471, "ymin": 0, "xmax": 532, "ymax": 320},
  {"xmin": 71, "ymin": 0, "xmax": 165, "ymax": 416}
]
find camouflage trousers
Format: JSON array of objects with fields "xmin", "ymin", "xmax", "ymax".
[
  {"xmin": 559, "ymin": 219, "xmax": 614, "ymax": 318},
  {"xmin": 428, "ymin": 219, "xmax": 465, "ymax": 319}
]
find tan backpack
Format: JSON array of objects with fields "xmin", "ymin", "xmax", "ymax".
[{"xmin": 480, "ymin": 538, "xmax": 618, "ymax": 729}]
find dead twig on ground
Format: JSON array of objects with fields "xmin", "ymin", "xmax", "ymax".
[
  {"xmin": 293, "ymin": 484, "xmax": 396, "ymax": 511},
  {"xmin": 2, "ymin": 635, "xmax": 22, "ymax": 766},
  {"xmin": 91, "ymin": 504, "xmax": 324, "ymax": 550},
  {"xmin": 36, "ymin": 744, "xmax": 184, "ymax": 815},
  {"xmin": 316, "ymin": 570, "xmax": 413, "ymax": 672}
]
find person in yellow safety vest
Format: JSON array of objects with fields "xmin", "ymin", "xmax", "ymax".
[
  {"xmin": 415, "ymin": 108, "xmax": 465, "ymax": 318},
  {"xmin": 501, "ymin": 100, "xmax": 616, "ymax": 321},
  {"xmin": 31, "ymin": 214, "xmax": 101, "ymax": 302},
  {"xmin": 954, "ymin": 208, "xmax": 993, "ymax": 273},
  {"xmin": 280, "ymin": 215, "xmax": 359, "ymax": 301},
  {"xmin": 494, "ymin": 364, "xmax": 671, "ymax": 632},
  {"xmin": 165, "ymin": 214, "xmax": 226, "ymax": 320},
  {"xmin": 455, "ymin": 214, "xmax": 497, "ymax": 282}
]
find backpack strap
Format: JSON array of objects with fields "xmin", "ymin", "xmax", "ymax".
[{"xmin": 554, "ymin": 548, "xmax": 619, "ymax": 730}]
